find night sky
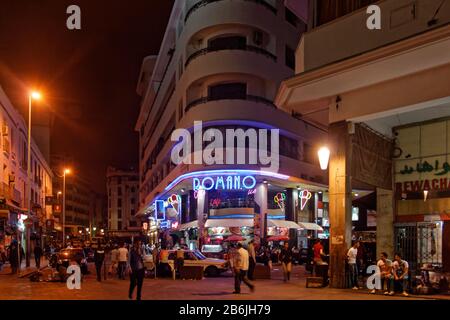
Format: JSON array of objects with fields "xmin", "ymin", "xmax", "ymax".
[{"xmin": 0, "ymin": 0, "xmax": 174, "ymax": 193}]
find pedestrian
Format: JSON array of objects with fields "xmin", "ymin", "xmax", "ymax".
[
  {"xmin": 33, "ymin": 243, "xmax": 43, "ymax": 269},
  {"xmin": 393, "ymin": 253, "xmax": 410, "ymax": 297},
  {"xmin": 347, "ymin": 241, "xmax": 360, "ymax": 290},
  {"xmin": 313, "ymin": 239, "xmax": 324, "ymax": 275},
  {"xmin": 0, "ymin": 244, "xmax": 6, "ymax": 272},
  {"xmin": 233, "ymin": 243, "xmax": 255, "ymax": 294},
  {"xmin": 371, "ymin": 252, "xmax": 394, "ymax": 295},
  {"xmin": 247, "ymin": 240, "xmax": 256, "ymax": 280},
  {"xmin": 109, "ymin": 244, "xmax": 119, "ymax": 277},
  {"xmin": 280, "ymin": 242, "xmax": 293, "ymax": 282},
  {"xmin": 94, "ymin": 241, "xmax": 106, "ymax": 282},
  {"xmin": 175, "ymin": 247, "xmax": 184, "ymax": 278},
  {"xmin": 8, "ymin": 240, "xmax": 19, "ymax": 274},
  {"xmin": 128, "ymin": 240, "xmax": 145, "ymax": 300},
  {"xmin": 118, "ymin": 243, "xmax": 129, "ymax": 280}
]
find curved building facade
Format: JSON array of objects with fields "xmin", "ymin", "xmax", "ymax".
[{"xmin": 136, "ymin": 0, "xmax": 328, "ymax": 248}]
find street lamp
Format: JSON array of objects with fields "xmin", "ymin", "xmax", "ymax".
[
  {"xmin": 61, "ymin": 168, "xmax": 71, "ymax": 248},
  {"xmin": 23, "ymin": 90, "xmax": 42, "ymax": 268},
  {"xmin": 318, "ymin": 146, "xmax": 330, "ymax": 170}
]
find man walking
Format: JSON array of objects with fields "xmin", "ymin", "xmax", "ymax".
[
  {"xmin": 347, "ymin": 241, "xmax": 360, "ymax": 290},
  {"xmin": 233, "ymin": 243, "xmax": 254, "ymax": 294},
  {"xmin": 8, "ymin": 240, "xmax": 19, "ymax": 274},
  {"xmin": 94, "ymin": 241, "xmax": 106, "ymax": 282},
  {"xmin": 247, "ymin": 240, "xmax": 256, "ymax": 280},
  {"xmin": 33, "ymin": 243, "xmax": 43, "ymax": 269},
  {"xmin": 280, "ymin": 242, "xmax": 293, "ymax": 282},
  {"xmin": 118, "ymin": 243, "xmax": 129, "ymax": 280},
  {"xmin": 129, "ymin": 241, "xmax": 145, "ymax": 300}
]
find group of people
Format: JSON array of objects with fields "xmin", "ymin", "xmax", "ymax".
[{"xmin": 347, "ymin": 241, "xmax": 410, "ymax": 296}]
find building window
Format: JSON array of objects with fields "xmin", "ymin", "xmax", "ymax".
[
  {"xmin": 131, "ymin": 198, "xmax": 135, "ymax": 204},
  {"xmin": 285, "ymin": 46, "xmax": 295, "ymax": 70},
  {"xmin": 118, "ymin": 221, "xmax": 122, "ymax": 230},
  {"xmin": 129, "ymin": 221, "xmax": 137, "ymax": 227},
  {"xmin": 118, "ymin": 198, "xmax": 122, "ymax": 207},
  {"xmin": 131, "ymin": 186, "xmax": 135, "ymax": 193},
  {"xmin": 178, "ymin": 99, "xmax": 183, "ymax": 121},
  {"xmin": 118, "ymin": 209, "xmax": 122, "ymax": 219},
  {"xmin": 316, "ymin": 0, "xmax": 379, "ymax": 27},
  {"xmin": 208, "ymin": 83, "xmax": 247, "ymax": 101},
  {"xmin": 285, "ymin": 7, "xmax": 299, "ymax": 27},
  {"xmin": 131, "ymin": 209, "xmax": 135, "ymax": 216},
  {"xmin": 118, "ymin": 186, "xmax": 122, "ymax": 196},
  {"xmin": 208, "ymin": 35, "xmax": 246, "ymax": 50}
]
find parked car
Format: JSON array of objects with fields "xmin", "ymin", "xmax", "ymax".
[
  {"xmin": 167, "ymin": 250, "xmax": 228, "ymax": 277},
  {"xmin": 52, "ymin": 248, "xmax": 89, "ymax": 275}
]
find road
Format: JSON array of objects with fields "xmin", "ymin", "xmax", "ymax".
[{"xmin": 0, "ymin": 262, "xmax": 441, "ymax": 300}]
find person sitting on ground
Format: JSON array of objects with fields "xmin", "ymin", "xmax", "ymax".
[
  {"xmin": 371, "ymin": 252, "xmax": 394, "ymax": 295},
  {"xmin": 393, "ymin": 253, "xmax": 410, "ymax": 297}
]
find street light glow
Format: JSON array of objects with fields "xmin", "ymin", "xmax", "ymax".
[
  {"xmin": 318, "ymin": 146, "xmax": 331, "ymax": 171},
  {"xmin": 30, "ymin": 91, "xmax": 41, "ymax": 100},
  {"xmin": 64, "ymin": 168, "xmax": 71, "ymax": 175}
]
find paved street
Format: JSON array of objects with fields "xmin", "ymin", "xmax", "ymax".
[{"xmin": 1, "ymin": 262, "xmax": 446, "ymax": 300}]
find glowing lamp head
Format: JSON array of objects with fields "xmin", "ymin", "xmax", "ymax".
[
  {"xmin": 64, "ymin": 168, "xmax": 71, "ymax": 175},
  {"xmin": 31, "ymin": 91, "xmax": 41, "ymax": 100},
  {"xmin": 318, "ymin": 146, "xmax": 331, "ymax": 170}
]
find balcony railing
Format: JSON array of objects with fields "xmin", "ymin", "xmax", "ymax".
[
  {"xmin": 185, "ymin": 44, "xmax": 277, "ymax": 68},
  {"xmin": 185, "ymin": 0, "xmax": 277, "ymax": 24},
  {"xmin": 185, "ymin": 94, "xmax": 276, "ymax": 112}
]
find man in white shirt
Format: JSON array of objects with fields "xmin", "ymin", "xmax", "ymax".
[
  {"xmin": 371, "ymin": 252, "xmax": 394, "ymax": 295},
  {"xmin": 118, "ymin": 243, "xmax": 129, "ymax": 280},
  {"xmin": 347, "ymin": 241, "xmax": 360, "ymax": 290},
  {"xmin": 393, "ymin": 253, "xmax": 410, "ymax": 297},
  {"xmin": 233, "ymin": 243, "xmax": 255, "ymax": 294}
]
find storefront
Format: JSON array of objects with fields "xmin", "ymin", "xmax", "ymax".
[
  {"xmin": 394, "ymin": 118, "xmax": 450, "ymax": 272},
  {"xmin": 139, "ymin": 169, "xmax": 326, "ymax": 251}
]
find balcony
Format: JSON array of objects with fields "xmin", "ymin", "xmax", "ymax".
[
  {"xmin": 300, "ymin": 0, "xmax": 450, "ymax": 72},
  {"xmin": 185, "ymin": 94, "xmax": 276, "ymax": 112},
  {"xmin": 185, "ymin": 44, "xmax": 276, "ymax": 68},
  {"xmin": 0, "ymin": 183, "xmax": 22, "ymax": 205},
  {"xmin": 185, "ymin": 0, "xmax": 277, "ymax": 24}
]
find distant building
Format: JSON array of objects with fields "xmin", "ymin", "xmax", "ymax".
[
  {"xmin": 0, "ymin": 85, "xmax": 53, "ymax": 261},
  {"xmin": 106, "ymin": 166, "xmax": 139, "ymax": 237},
  {"xmin": 51, "ymin": 154, "xmax": 95, "ymax": 238}
]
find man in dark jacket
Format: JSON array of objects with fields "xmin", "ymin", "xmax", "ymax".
[
  {"xmin": 9, "ymin": 241, "xmax": 19, "ymax": 274},
  {"xmin": 34, "ymin": 244, "xmax": 43, "ymax": 269},
  {"xmin": 128, "ymin": 240, "xmax": 145, "ymax": 300},
  {"xmin": 94, "ymin": 242, "xmax": 106, "ymax": 281},
  {"xmin": 280, "ymin": 242, "xmax": 293, "ymax": 282}
]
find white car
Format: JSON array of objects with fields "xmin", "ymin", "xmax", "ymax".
[{"xmin": 167, "ymin": 250, "xmax": 228, "ymax": 277}]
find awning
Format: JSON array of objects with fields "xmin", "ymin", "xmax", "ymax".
[
  {"xmin": 268, "ymin": 219, "xmax": 302, "ymax": 229},
  {"xmin": 298, "ymin": 222, "xmax": 323, "ymax": 231},
  {"xmin": 178, "ymin": 220, "xmax": 198, "ymax": 230},
  {"xmin": 205, "ymin": 218, "xmax": 254, "ymax": 228}
]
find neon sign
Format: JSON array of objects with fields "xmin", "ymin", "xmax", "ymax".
[
  {"xmin": 274, "ymin": 193, "xmax": 286, "ymax": 210},
  {"xmin": 299, "ymin": 190, "xmax": 312, "ymax": 210},
  {"xmin": 193, "ymin": 175, "xmax": 256, "ymax": 191}
]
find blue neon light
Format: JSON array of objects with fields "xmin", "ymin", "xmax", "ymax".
[
  {"xmin": 193, "ymin": 175, "xmax": 257, "ymax": 191},
  {"xmin": 165, "ymin": 169, "xmax": 290, "ymax": 192}
]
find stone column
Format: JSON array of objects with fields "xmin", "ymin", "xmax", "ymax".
[
  {"xmin": 196, "ymin": 189, "xmax": 208, "ymax": 248},
  {"xmin": 376, "ymin": 188, "xmax": 394, "ymax": 259},
  {"xmin": 254, "ymin": 182, "xmax": 268, "ymax": 245},
  {"xmin": 329, "ymin": 122, "xmax": 353, "ymax": 289}
]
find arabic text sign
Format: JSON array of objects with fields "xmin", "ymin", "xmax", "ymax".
[{"xmin": 400, "ymin": 160, "xmax": 450, "ymax": 176}]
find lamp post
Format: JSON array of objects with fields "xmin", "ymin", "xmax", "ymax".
[
  {"xmin": 62, "ymin": 169, "xmax": 71, "ymax": 248},
  {"xmin": 24, "ymin": 91, "xmax": 41, "ymax": 268}
]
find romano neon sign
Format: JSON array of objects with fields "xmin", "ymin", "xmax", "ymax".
[{"xmin": 193, "ymin": 175, "xmax": 257, "ymax": 191}]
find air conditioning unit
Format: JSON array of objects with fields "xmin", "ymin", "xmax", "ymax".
[{"xmin": 253, "ymin": 30, "xmax": 263, "ymax": 46}]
